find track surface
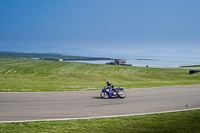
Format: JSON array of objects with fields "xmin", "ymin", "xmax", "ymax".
[{"xmin": 0, "ymin": 85, "xmax": 200, "ymax": 122}]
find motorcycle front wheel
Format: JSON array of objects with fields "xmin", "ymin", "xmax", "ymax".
[
  {"xmin": 118, "ymin": 91, "xmax": 126, "ymax": 99},
  {"xmin": 100, "ymin": 92, "xmax": 109, "ymax": 99}
]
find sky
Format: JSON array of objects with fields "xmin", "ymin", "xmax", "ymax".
[{"xmin": 0, "ymin": 0, "xmax": 200, "ymax": 53}]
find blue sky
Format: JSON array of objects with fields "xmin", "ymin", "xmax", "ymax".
[{"xmin": 0, "ymin": 0, "xmax": 200, "ymax": 53}]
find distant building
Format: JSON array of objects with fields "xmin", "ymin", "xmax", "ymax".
[
  {"xmin": 32, "ymin": 58, "xmax": 40, "ymax": 60},
  {"xmin": 54, "ymin": 59, "xmax": 63, "ymax": 62},
  {"xmin": 114, "ymin": 59, "xmax": 126, "ymax": 65},
  {"xmin": 106, "ymin": 59, "xmax": 131, "ymax": 66}
]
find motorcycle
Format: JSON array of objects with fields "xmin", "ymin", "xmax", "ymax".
[{"xmin": 100, "ymin": 86, "xmax": 126, "ymax": 99}]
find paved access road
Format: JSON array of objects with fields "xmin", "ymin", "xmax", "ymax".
[{"xmin": 0, "ymin": 85, "xmax": 200, "ymax": 122}]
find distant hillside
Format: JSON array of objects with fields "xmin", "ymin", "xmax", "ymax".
[
  {"xmin": 137, "ymin": 50, "xmax": 200, "ymax": 57},
  {"xmin": 1, "ymin": 48, "xmax": 200, "ymax": 58},
  {"xmin": 0, "ymin": 52, "xmax": 113, "ymax": 60}
]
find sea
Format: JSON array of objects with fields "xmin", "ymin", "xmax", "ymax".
[{"xmin": 71, "ymin": 56, "xmax": 200, "ymax": 68}]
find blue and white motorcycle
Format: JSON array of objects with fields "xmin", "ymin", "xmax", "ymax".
[{"xmin": 100, "ymin": 86, "xmax": 126, "ymax": 99}]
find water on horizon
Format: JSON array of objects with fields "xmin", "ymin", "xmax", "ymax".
[{"xmin": 67, "ymin": 56, "xmax": 200, "ymax": 68}]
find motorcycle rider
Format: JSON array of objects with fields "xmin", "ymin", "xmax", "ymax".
[{"xmin": 106, "ymin": 81, "xmax": 117, "ymax": 92}]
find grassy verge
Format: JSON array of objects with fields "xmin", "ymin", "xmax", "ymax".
[
  {"xmin": 0, "ymin": 57, "xmax": 200, "ymax": 92},
  {"xmin": 0, "ymin": 109, "xmax": 200, "ymax": 133}
]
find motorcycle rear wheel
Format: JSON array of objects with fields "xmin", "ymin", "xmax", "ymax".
[{"xmin": 100, "ymin": 92, "xmax": 109, "ymax": 99}]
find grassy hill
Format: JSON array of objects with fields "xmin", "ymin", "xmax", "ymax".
[{"xmin": 0, "ymin": 57, "xmax": 200, "ymax": 92}]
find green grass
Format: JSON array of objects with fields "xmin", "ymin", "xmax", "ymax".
[
  {"xmin": 0, "ymin": 57, "xmax": 200, "ymax": 92},
  {"xmin": 1, "ymin": 57, "xmax": 200, "ymax": 132},
  {"xmin": 0, "ymin": 109, "xmax": 200, "ymax": 133}
]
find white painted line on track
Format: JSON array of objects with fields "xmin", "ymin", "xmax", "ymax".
[{"xmin": 0, "ymin": 107, "xmax": 200, "ymax": 123}]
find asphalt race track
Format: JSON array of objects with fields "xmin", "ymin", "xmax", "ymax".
[{"xmin": 0, "ymin": 85, "xmax": 200, "ymax": 123}]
